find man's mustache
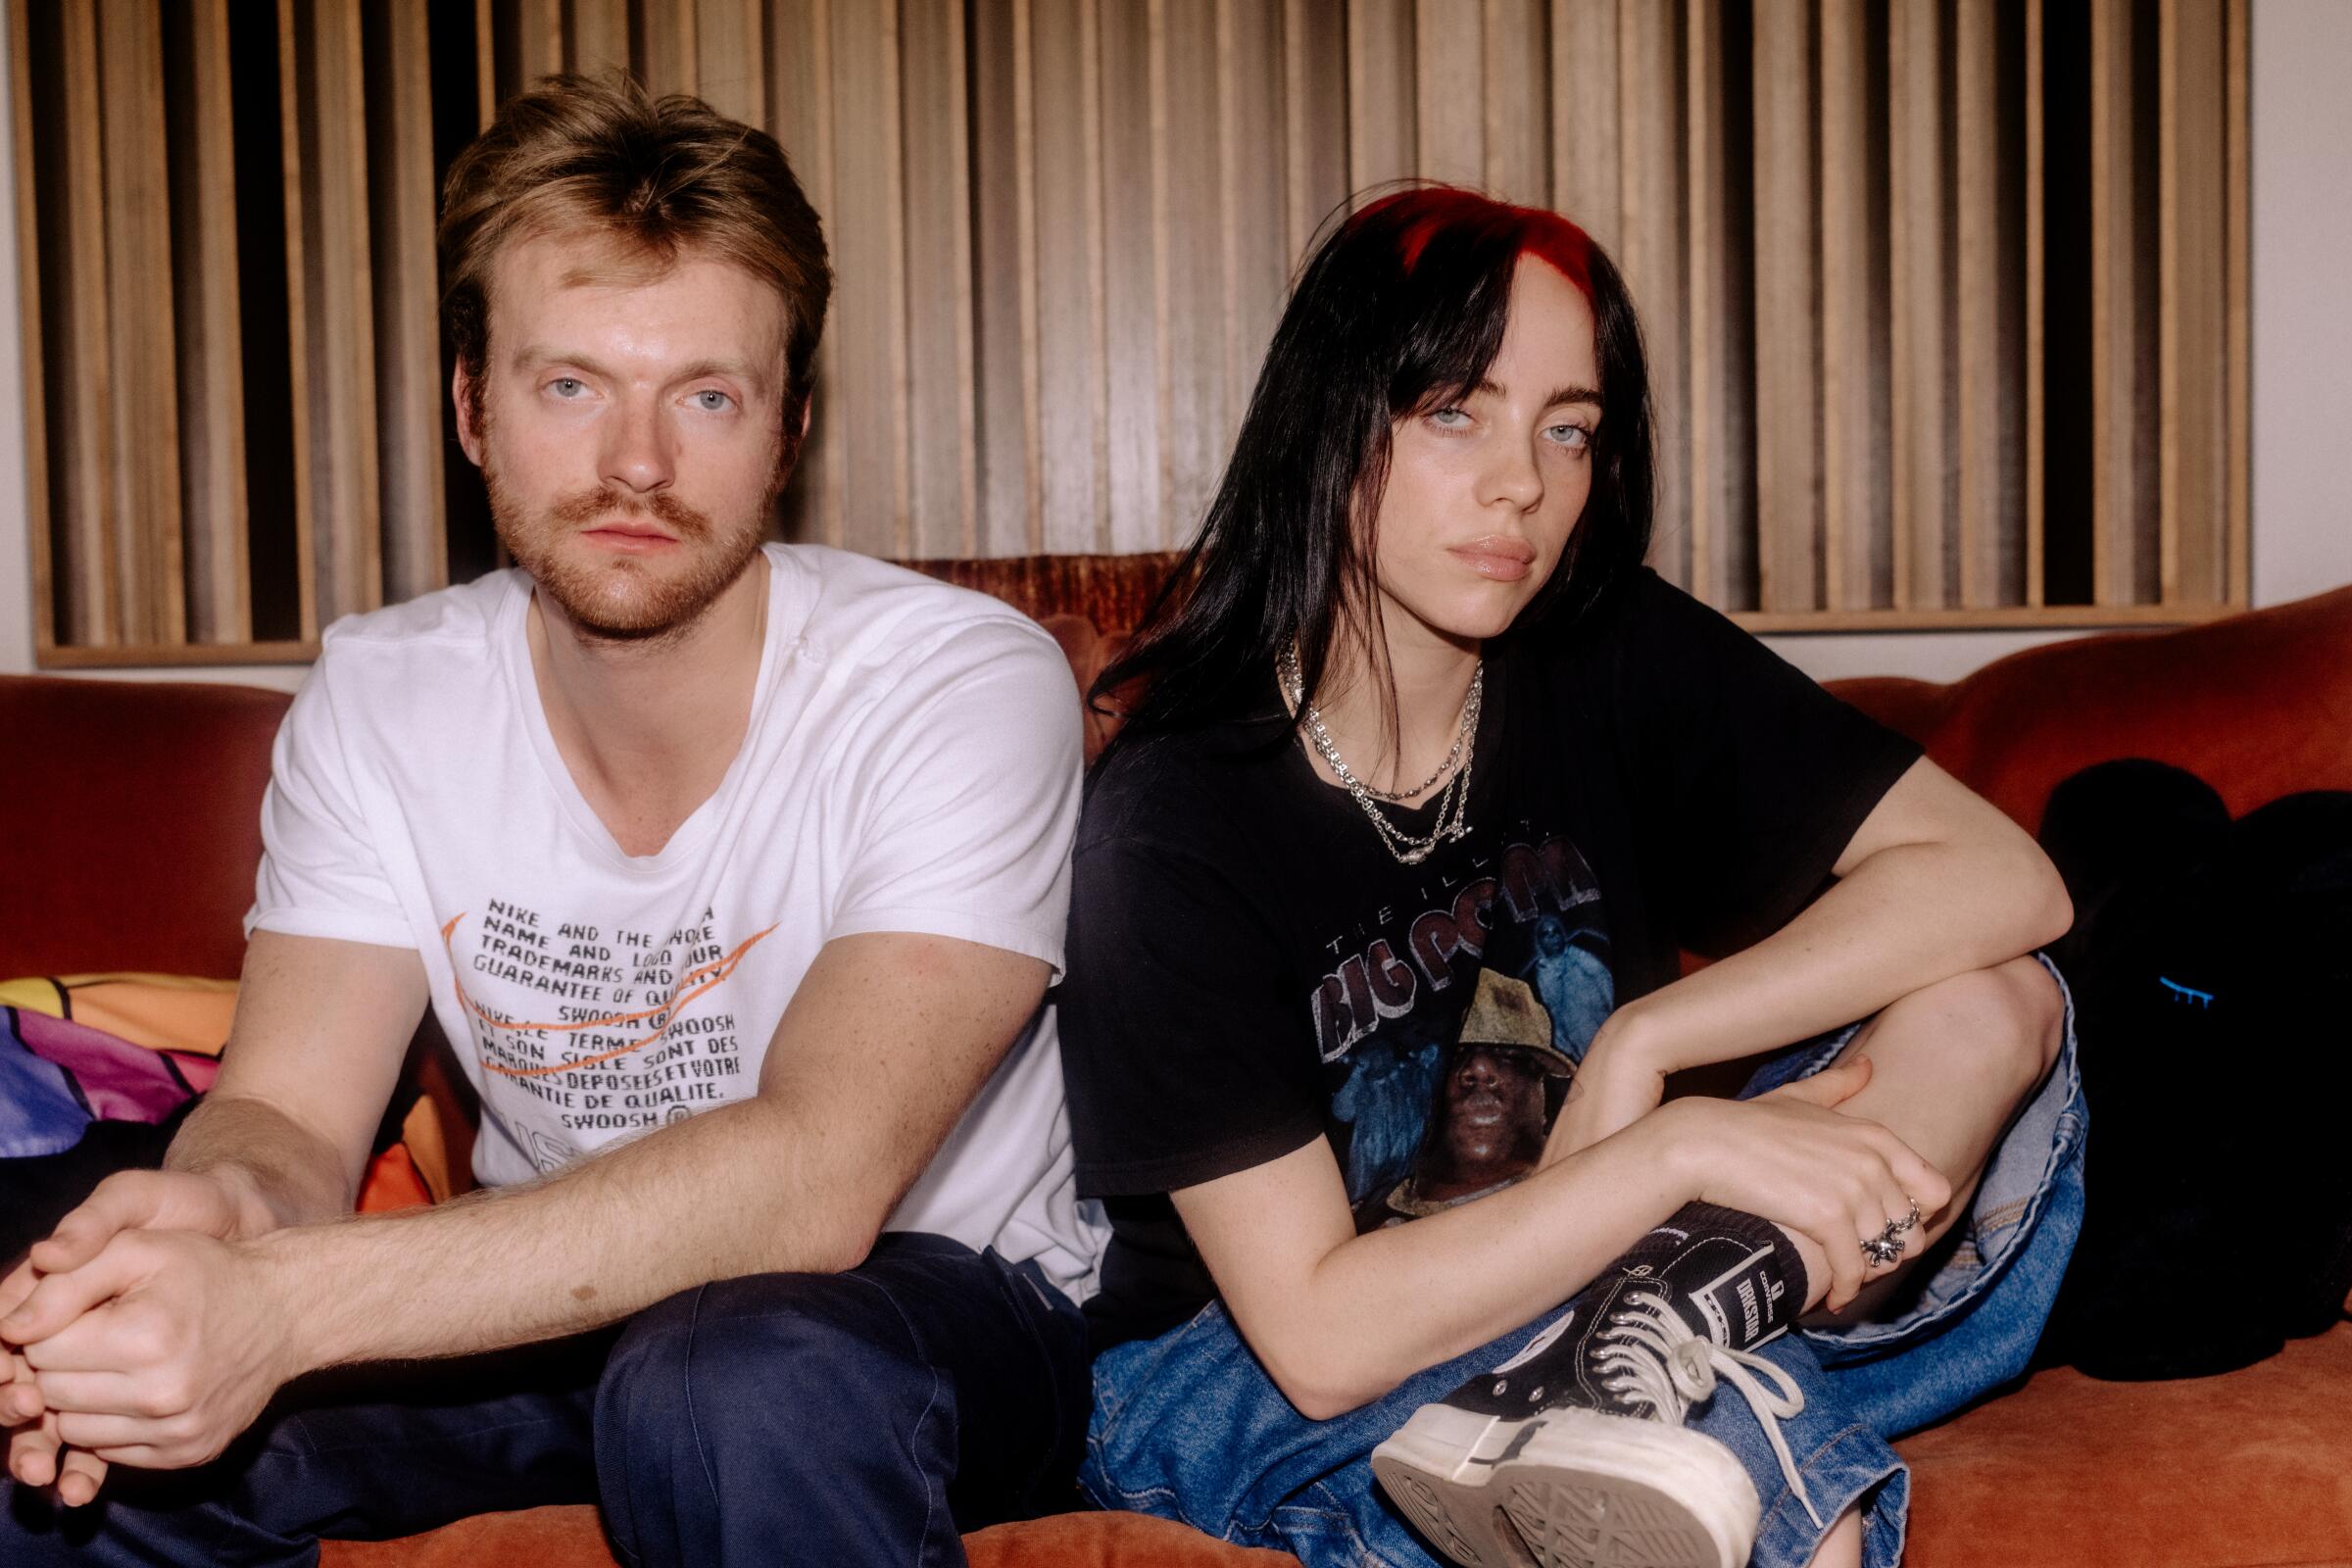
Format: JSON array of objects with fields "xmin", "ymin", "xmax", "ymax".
[{"xmin": 546, "ymin": 487, "xmax": 714, "ymax": 539}]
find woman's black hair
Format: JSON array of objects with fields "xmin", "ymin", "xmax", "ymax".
[{"xmin": 1091, "ymin": 185, "xmax": 1654, "ymax": 763}]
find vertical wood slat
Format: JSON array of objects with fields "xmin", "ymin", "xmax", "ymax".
[
  {"xmin": 1751, "ymin": 0, "xmax": 1817, "ymax": 612},
  {"xmin": 9, "ymin": 0, "xmax": 56, "ymax": 652},
  {"xmin": 1618, "ymin": 0, "xmax": 1685, "ymax": 590},
  {"xmin": 1888, "ymin": 0, "xmax": 1947, "ymax": 611},
  {"xmin": 1414, "ymin": 0, "xmax": 1483, "ymax": 188},
  {"xmin": 901, "ymin": 0, "xmax": 978, "ymax": 556},
  {"xmin": 366, "ymin": 0, "xmax": 447, "ymax": 605},
  {"xmin": 635, "ymin": 2, "xmax": 698, "ymax": 97},
  {"xmin": 2088, "ymin": 0, "xmax": 2136, "ymax": 608},
  {"xmin": 698, "ymin": 0, "xmax": 765, "ymax": 125},
  {"xmin": 1482, "ymin": 0, "xmax": 1548, "ymax": 208},
  {"xmin": 2159, "ymin": 0, "xmax": 2228, "ymax": 606},
  {"xmin": 167, "ymin": 0, "xmax": 251, "ymax": 643},
  {"xmin": 768, "ymin": 0, "xmax": 839, "ymax": 547},
  {"xmin": 2224, "ymin": 0, "xmax": 2248, "ymax": 606},
  {"xmin": 473, "ymin": 0, "xmax": 495, "ymax": 129},
  {"xmin": 1548, "ymin": 0, "xmax": 1616, "ymax": 254},
  {"xmin": 1348, "ymin": 0, "xmax": 1415, "ymax": 195},
  {"xmin": 1152, "ymin": 0, "xmax": 1225, "ymax": 545},
  {"xmin": 2027, "ymin": 0, "xmax": 2045, "ymax": 606},
  {"xmin": 566, "ymin": 0, "xmax": 630, "ymax": 76},
  {"xmin": 275, "ymin": 0, "xmax": 318, "ymax": 639},
  {"xmin": 1954, "ymin": 0, "xmax": 2002, "ymax": 608},
  {"xmin": 1682, "ymin": 0, "xmax": 1725, "ymax": 609},
  {"xmin": 1013, "ymin": 0, "xmax": 1043, "ymax": 554},
  {"xmin": 98, "ymin": 0, "xmax": 182, "ymax": 644},
  {"xmin": 969, "ymin": 0, "xmax": 1026, "ymax": 554},
  {"xmin": 1220, "ymin": 0, "xmax": 1287, "ymax": 449},
  {"xmin": 822, "ymin": 0, "xmax": 904, "ymax": 556},
  {"xmin": 285, "ymin": 0, "xmax": 381, "ymax": 625},
  {"xmin": 1100, "ymin": 0, "xmax": 1159, "ymax": 552},
  {"xmin": 1283, "ymin": 0, "xmax": 1348, "ymax": 270},
  {"xmin": 1818, "ymin": 0, "xmax": 1872, "ymax": 612},
  {"xmin": 1030, "ymin": 0, "xmax": 1104, "ymax": 553}
]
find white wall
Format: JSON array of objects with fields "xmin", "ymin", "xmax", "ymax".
[{"xmin": 4, "ymin": 1, "xmax": 2349, "ymax": 691}]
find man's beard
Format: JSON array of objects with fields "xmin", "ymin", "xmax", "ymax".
[{"xmin": 484, "ymin": 465, "xmax": 770, "ymax": 644}]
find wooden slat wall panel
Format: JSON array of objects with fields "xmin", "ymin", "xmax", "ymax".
[
  {"xmin": 1888, "ymin": 0, "xmax": 1947, "ymax": 611},
  {"xmin": 1284, "ymin": 0, "xmax": 1349, "ymax": 266},
  {"xmin": 822, "ymin": 0, "xmax": 905, "ymax": 556},
  {"xmin": 1819, "ymin": 0, "xmax": 1876, "ymax": 612},
  {"xmin": 98, "ymin": 0, "xmax": 182, "ymax": 644},
  {"xmin": 1548, "ymin": 0, "xmax": 1616, "ymax": 253},
  {"xmin": 2224, "ymin": 0, "xmax": 2248, "ymax": 606},
  {"xmin": 969, "ymin": 0, "xmax": 1028, "ymax": 555},
  {"xmin": 1415, "ymin": 0, "xmax": 1485, "ymax": 189},
  {"xmin": 1482, "ymin": 0, "xmax": 1549, "ymax": 208},
  {"xmin": 2088, "ymin": 0, "xmax": 2137, "ymax": 608},
  {"xmin": 1154, "ymin": 0, "xmax": 1226, "ymax": 541},
  {"xmin": 1954, "ymin": 0, "xmax": 2000, "ymax": 608},
  {"xmin": 1682, "ymin": 0, "xmax": 1737, "ymax": 610},
  {"xmin": 2159, "ymin": 0, "xmax": 2228, "ymax": 606},
  {"xmin": 1618, "ymin": 0, "xmax": 1686, "ymax": 590},
  {"xmin": 1098, "ymin": 0, "xmax": 1160, "ymax": 553},
  {"xmin": 901, "ymin": 0, "xmax": 977, "ymax": 556},
  {"xmin": 698, "ymin": 0, "xmax": 765, "ymax": 125},
  {"xmin": 767, "ymin": 0, "xmax": 840, "ymax": 548},
  {"xmin": 17, "ymin": 0, "xmax": 2260, "ymax": 664},
  {"xmin": 566, "ymin": 0, "xmax": 629, "ymax": 76},
  {"xmin": 365, "ymin": 0, "xmax": 447, "ymax": 606},
  {"xmin": 1752, "ymin": 0, "xmax": 1818, "ymax": 612},
  {"xmin": 9, "ymin": 0, "xmax": 56, "ymax": 651},
  {"xmin": 286, "ymin": 0, "xmax": 380, "ymax": 627},
  {"xmin": 1221, "ymin": 0, "xmax": 1290, "ymax": 449},
  {"xmin": 1348, "ymin": 0, "xmax": 1416, "ymax": 194},
  {"xmin": 165, "ymin": 0, "xmax": 251, "ymax": 644}
]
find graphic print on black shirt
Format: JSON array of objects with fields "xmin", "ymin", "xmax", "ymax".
[{"xmin": 1311, "ymin": 823, "xmax": 1610, "ymax": 1234}]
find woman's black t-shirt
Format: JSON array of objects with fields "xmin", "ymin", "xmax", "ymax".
[{"xmin": 1056, "ymin": 568, "xmax": 1923, "ymax": 1351}]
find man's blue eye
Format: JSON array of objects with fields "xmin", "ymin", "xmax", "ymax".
[
  {"xmin": 551, "ymin": 378, "xmax": 585, "ymax": 398},
  {"xmin": 695, "ymin": 391, "xmax": 734, "ymax": 412}
]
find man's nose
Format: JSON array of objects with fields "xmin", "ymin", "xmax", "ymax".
[
  {"xmin": 601, "ymin": 397, "xmax": 676, "ymax": 494},
  {"xmin": 1457, "ymin": 1050, "xmax": 1499, "ymax": 1088}
]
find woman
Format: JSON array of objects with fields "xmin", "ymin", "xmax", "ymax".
[{"xmin": 1056, "ymin": 187, "xmax": 2083, "ymax": 1568}]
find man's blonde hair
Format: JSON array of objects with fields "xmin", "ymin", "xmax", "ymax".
[{"xmin": 439, "ymin": 73, "xmax": 831, "ymax": 444}]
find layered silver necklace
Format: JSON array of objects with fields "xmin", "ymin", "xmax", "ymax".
[{"xmin": 1279, "ymin": 644, "xmax": 1483, "ymax": 866}]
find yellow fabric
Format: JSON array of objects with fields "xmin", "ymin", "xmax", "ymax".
[{"xmin": 0, "ymin": 973, "xmax": 237, "ymax": 1055}]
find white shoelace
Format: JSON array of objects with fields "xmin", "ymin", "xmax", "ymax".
[{"xmin": 1592, "ymin": 1290, "xmax": 1827, "ymax": 1530}]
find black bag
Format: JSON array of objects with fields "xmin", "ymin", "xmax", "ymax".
[{"xmin": 2037, "ymin": 760, "xmax": 2352, "ymax": 1380}]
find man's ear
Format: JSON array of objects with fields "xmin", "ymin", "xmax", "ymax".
[{"xmin": 452, "ymin": 360, "xmax": 485, "ymax": 466}]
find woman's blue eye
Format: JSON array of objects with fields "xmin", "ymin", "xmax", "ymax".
[
  {"xmin": 1428, "ymin": 409, "xmax": 1470, "ymax": 428},
  {"xmin": 1546, "ymin": 423, "xmax": 1592, "ymax": 451}
]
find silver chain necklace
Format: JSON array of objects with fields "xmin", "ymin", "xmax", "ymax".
[{"xmin": 1279, "ymin": 645, "xmax": 1482, "ymax": 866}]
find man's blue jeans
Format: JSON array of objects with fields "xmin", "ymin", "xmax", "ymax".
[
  {"xmin": 1084, "ymin": 957, "xmax": 2086, "ymax": 1568},
  {"xmin": 1, "ymin": 1232, "xmax": 1090, "ymax": 1568}
]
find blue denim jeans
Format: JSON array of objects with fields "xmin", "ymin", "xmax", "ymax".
[
  {"xmin": 1082, "ymin": 956, "xmax": 2085, "ymax": 1568},
  {"xmin": 1, "ymin": 1234, "xmax": 1090, "ymax": 1568}
]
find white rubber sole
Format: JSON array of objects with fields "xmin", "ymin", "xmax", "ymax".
[{"xmin": 1370, "ymin": 1402, "xmax": 1759, "ymax": 1568}]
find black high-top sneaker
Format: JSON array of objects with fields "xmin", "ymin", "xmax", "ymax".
[{"xmin": 1371, "ymin": 1205, "xmax": 1823, "ymax": 1568}]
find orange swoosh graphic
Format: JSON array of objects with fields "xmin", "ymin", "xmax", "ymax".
[{"xmin": 441, "ymin": 913, "xmax": 775, "ymax": 1078}]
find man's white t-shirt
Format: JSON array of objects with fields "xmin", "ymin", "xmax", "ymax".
[{"xmin": 248, "ymin": 544, "xmax": 1105, "ymax": 1299}]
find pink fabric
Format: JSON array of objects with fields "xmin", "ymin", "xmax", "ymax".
[{"xmin": 15, "ymin": 1008, "xmax": 218, "ymax": 1118}]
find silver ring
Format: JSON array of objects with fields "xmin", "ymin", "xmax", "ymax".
[
  {"xmin": 1885, "ymin": 1199, "xmax": 1922, "ymax": 1238},
  {"xmin": 1861, "ymin": 1233, "xmax": 1904, "ymax": 1268}
]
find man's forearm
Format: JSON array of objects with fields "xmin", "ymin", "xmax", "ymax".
[
  {"xmin": 163, "ymin": 1095, "xmax": 359, "ymax": 1235},
  {"xmin": 247, "ymin": 1095, "xmax": 885, "ymax": 1374}
]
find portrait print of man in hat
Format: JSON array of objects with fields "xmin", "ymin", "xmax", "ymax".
[{"xmin": 1356, "ymin": 970, "xmax": 1579, "ymax": 1231}]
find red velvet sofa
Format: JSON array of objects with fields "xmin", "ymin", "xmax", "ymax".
[{"xmin": 6, "ymin": 555, "xmax": 2350, "ymax": 1568}]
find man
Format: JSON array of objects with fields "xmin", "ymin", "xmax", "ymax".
[
  {"xmin": 0, "ymin": 74, "xmax": 1099, "ymax": 1568},
  {"xmin": 1354, "ymin": 970, "xmax": 1574, "ymax": 1229}
]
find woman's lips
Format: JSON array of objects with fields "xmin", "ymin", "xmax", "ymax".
[{"xmin": 1449, "ymin": 537, "xmax": 1537, "ymax": 581}]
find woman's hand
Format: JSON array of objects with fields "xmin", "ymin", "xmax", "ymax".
[{"xmin": 1656, "ymin": 1057, "xmax": 1954, "ymax": 1310}]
